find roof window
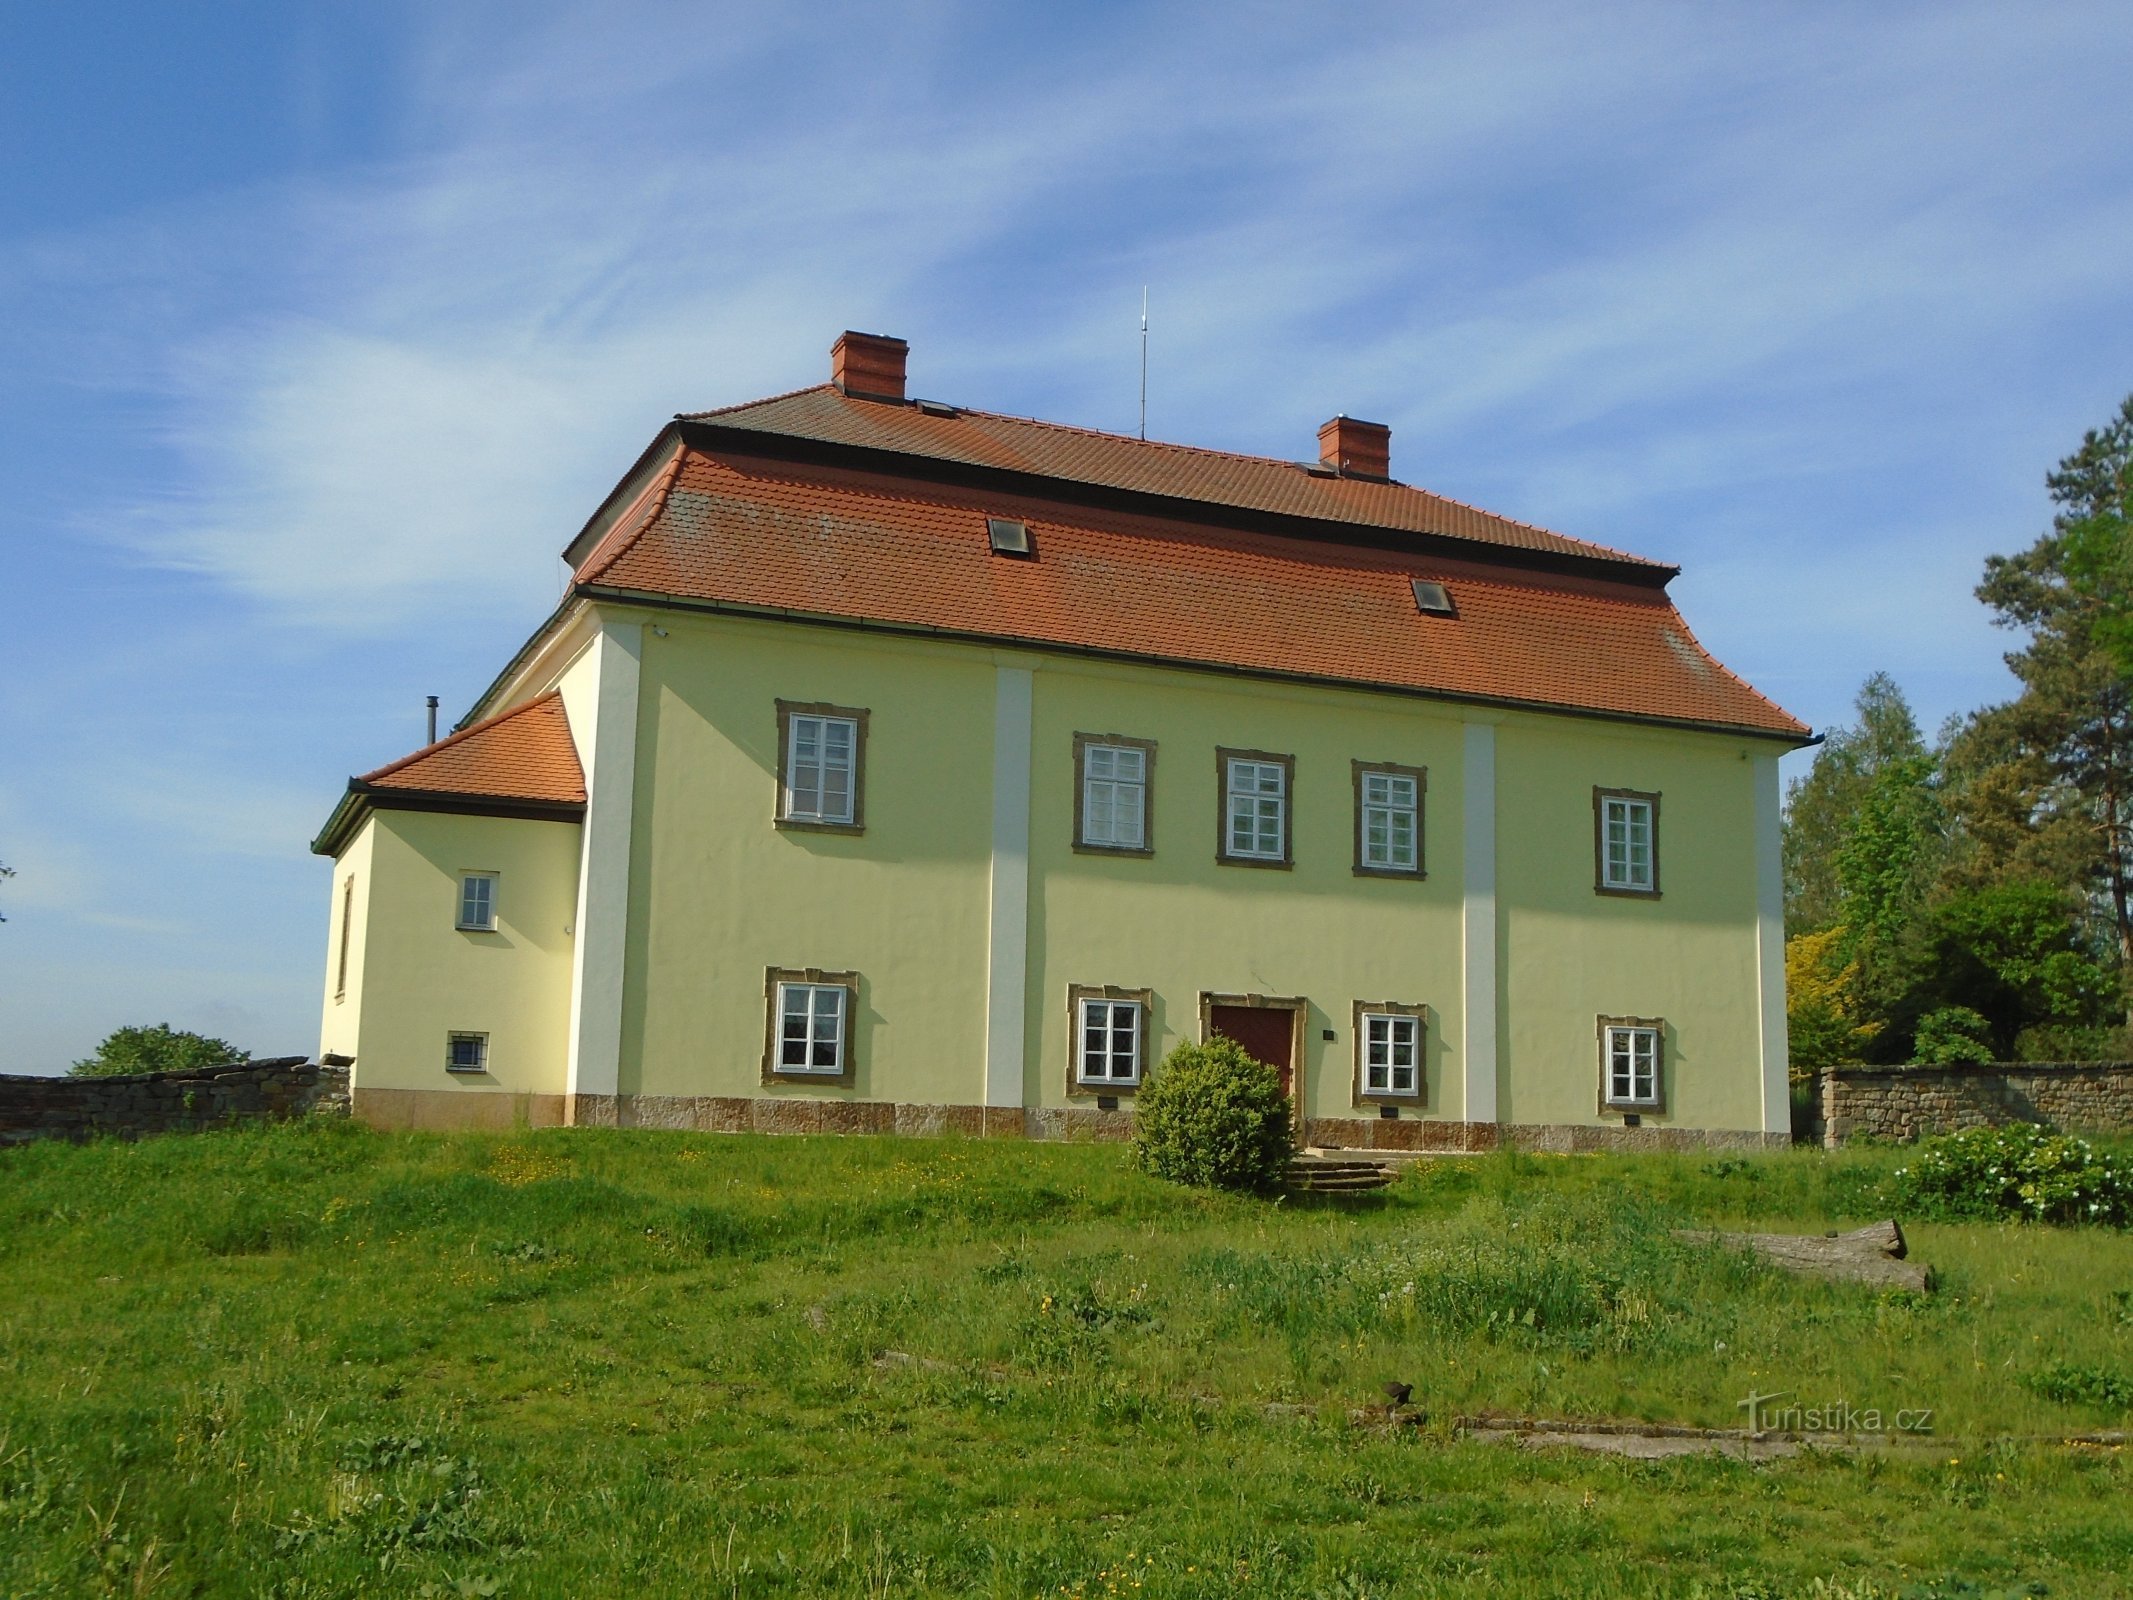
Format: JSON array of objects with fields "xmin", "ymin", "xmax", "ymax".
[
  {"xmin": 987, "ymin": 518, "xmax": 1033, "ymax": 558},
  {"xmin": 916, "ymin": 399, "xmax": 960, "ymax": 418},
  {"xmin": 1411, "ymin": 579, "xmax": 1456, "ymax": 616}
]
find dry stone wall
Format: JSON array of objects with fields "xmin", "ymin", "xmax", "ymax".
[
  {"xmin": 0, "ymin": 1058, "xmax": 350, "ymax": 1145},
  {"xmin": 1817, "ymin": 1061, "xmax": 2133, "ymax": 1147}
]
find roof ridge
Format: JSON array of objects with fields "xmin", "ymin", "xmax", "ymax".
[
  {"xmin": 679, "ymin": 381, "xmax": 839, "ymax": 421},
  {"xmin": 359, "ymin": 690, "xmax": 565, "ymax": 786},
  {"xmin": 576, "ymin": 449, "xmax": 687, "ymax": 584}
]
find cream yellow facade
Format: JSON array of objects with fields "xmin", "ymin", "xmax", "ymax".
[
  {"xmin": 315, "ymin": 332, "xmax": 1804, "ymax": 1146},
  {"xmin": 319, "ymin": 808, "xmax": 581, "ymax": 1128},
  {"xmin": 321, "ymin": 598, "xmax": 1792, "ymax": 1149}
]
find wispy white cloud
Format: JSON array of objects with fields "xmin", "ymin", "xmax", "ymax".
[
  {"xmin": 27, "ymin": 0, "xmax": 2124, "ymax": 654},
  {"xmin": 4, "ymin": 0, "xmax": 2132, "ymax": 1069}
]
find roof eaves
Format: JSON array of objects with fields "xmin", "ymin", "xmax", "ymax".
[
  {"xmin": 574, "ymin": 581, "xmax": 1815, "ymax": 746},
  {"xmin": 310, "ymin": 781, "xmax": 586, "ymax": 858},
  {"xmin": 457, "ymin": 598, "xmax": 585, "ymax": 731}
]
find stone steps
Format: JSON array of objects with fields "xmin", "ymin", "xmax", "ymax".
[{"xmin": 1285, "ymin": 1154, "xmax": 1397, "ymax": 1192}]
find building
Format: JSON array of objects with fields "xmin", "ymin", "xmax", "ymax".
[{"xmin": 312, "ymin": 331, "xmax": 1811, "ymax": 1149}]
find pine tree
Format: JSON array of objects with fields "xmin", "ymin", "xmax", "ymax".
[{"xmin": 1958, "ymin": 395, "xmax": 2133, "ymax": 1004}]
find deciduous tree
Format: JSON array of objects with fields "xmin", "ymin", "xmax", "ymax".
[
  {"xmin": 70, "ymin": 1024, "xmax": 247, "ymax": 1079},
  {"xmin": 1782, "ymin": 673, "xmax": 1934, "ymax": 934}
]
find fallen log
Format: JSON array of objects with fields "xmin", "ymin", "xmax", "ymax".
[{"xmin": 1678, "ymin": 1219, "xmax": 1931, "ymax": 1294}]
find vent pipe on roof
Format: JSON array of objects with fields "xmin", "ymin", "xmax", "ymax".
[
  {"xmin": 1317, "ymin": 415, "xmax": 1391, "ymax": 480},
  {"xmin": 831, "ymin": 330, "xmax": 909, "ymax": 403},
  {"xmin": 426, "ymin": 695, "xmax": 439, "ymax": 745}
]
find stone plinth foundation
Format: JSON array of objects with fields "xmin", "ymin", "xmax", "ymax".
[{"xmin": 349, "ymin": 1087, "xmax": 1778, "ymax": 1150}]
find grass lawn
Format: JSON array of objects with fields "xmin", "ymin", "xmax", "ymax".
[{"xmin": 2, "ymin": 1122, "xmax": 2130, "ymax": 1598}]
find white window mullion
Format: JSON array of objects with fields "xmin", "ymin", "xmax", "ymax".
[
  {"xmin": 1076, "ymin": 996, "xmax": 1144, "ymax": 1085},
  {"xmin": 1225, "ymin": 758, "xmax": 1287, "ymax": 861},
  {"xmin": 785, "ymin": 714, "xmax": 859, "ymax": 825},
  {"xmin": 776, "ymin": 981, "xmax": 849, "ymax": 1075},
  {"xmin": 1361, "ymin": 1011, "xmax": 1420, "ymax": 1097}
]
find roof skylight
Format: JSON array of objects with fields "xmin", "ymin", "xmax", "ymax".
[
  {"xmin": 1411, "ymin": 579, "xmax": 1456, "ymax": 616},
  {"xmin": 987, "ymin": 517, "xmax": 1033, "ymax": 557}
]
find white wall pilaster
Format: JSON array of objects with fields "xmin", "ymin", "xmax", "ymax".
[{"xmin": 564, "ymin": 620, "xmax": 643, "ymax": 1112}]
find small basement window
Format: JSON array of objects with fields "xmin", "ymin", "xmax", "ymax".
[
  {"xmin": 446, "ymin": 1032, "xmax": 489, "ymax": 1074},
  {"xmin": 987, "ymin": 517, "xmax": 1032, "ymax": 557},
  {"xmin": 1411, "ymin": 579, "xmax": 1455, "ymax": 616}
]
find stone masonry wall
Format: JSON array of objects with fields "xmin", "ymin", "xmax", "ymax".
[
  {"xmin": 1818, "ymin": 1061, "xmax": 2133, "ymax": 1147},
  {"xmin": 0, "ymin": 1058, "xmax": 350, "ymax": 1146}
]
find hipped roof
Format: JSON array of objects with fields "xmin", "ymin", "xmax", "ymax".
[
  {"xmin": 311, "ymin": 693, "xmax": 584, "ymax": 856},
  {"xmin": 567, "ymin": 408, "xmax": 1807, "ymax": 741}
]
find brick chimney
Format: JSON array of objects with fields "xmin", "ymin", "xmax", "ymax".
[
  {"xmin": 831, "ymin": 331, "xmax": 908, "ymax": 403},
  {"xmin": 1317, "ymin": 415, "xmax": 1390, "ymax": 479}
]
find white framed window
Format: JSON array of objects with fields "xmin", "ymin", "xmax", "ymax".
[
  {"xmin": 776, "ymin": 982, "xmax": 848, "ymax": 1075},
  {"xmin": 1220, "ymin": 749, "xmax": 1292, "ymax": 864},
  {"xmin": 786, "ymin": 715, "xmax": 857, "ymax": 823},
  {"xmin": 1355, "ymin": 764, "xmax": 1423, "ymax": 875},
  {"xmin": 1077, "ymin": 996, "xmax": 1143, "ymax": 1086},
  {"xmin": 1362, "ymin": 1013, "xmax": 1420, "ymax": 1096},
  {"xmin": 1601, "ymin": 1020, "xmax": 1663, "ymax": 1108},
  {"xmin": 1596, "ymin": 789, "xmax": 1659, "ymax": 894},
  {"xmin": 446, "ymin": 1032, "xmax": 489, "ymax": 1073},
  {"xmin": 1078, "ymin": 739, "xmax": 1150, "ymax": 851},
  {"xmin": 776, "ymin": 701, "xmax": 868, "ymax": 830},
  {"xmin": 457, "ymin": 872, "xmax": 498, "ymax": 931}
]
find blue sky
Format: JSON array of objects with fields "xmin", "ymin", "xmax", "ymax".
[{"xmin": 3, "ymin": 2, "xmax": 2131, "ymax": 1072}]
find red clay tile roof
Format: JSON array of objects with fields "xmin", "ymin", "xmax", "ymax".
[
  {"xmin": 362, "ymin": 692, "xmax": 586, "ymax": 803},
  {"xmin": 577, "ymin": 448, "xmax": 1809, "ymax": 740},
  {"xmin": 684, "ymin": 386, "xmax": 1668, "ymax": 572}
]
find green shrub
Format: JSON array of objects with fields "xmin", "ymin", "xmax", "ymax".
[
  {"xmin": 68, "ymin": 1021, "xmax": 247, "ymax": 1078},
  {"xmin": 1891, "ymin": 1123, "xmax": 2133, "ymax": 1225},
  {"xmin": 1912, "ymin": 1007, "xmax": 1994, "ymax": 1065},
  {"xmin": 1131, "ymin": 1035, "xmax": 1293, "ymax": 1193}
]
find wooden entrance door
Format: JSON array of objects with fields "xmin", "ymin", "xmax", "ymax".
[{"xmin": 1209, "ymin": 1004, "xmax": 1297, "ymax": 1100}]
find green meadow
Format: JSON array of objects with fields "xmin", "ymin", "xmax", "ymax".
[{"xmin": 2, "ymin": 1122, "xmax": 2129, "ymax": 1598}]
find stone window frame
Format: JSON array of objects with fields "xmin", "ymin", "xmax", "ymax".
[
  {"xmin": 775, "ymin": 699, "xmax": 870, "ymax": 834},
  {"xmin": 1072, "ymin": 732, "xmax": 1157, "ymax": 857},
  {"xmin": 445, "ymin": 1031, "xmax": 490, "ymax": 1075},
  {"xmin": 1215, "ymin": 747, "xmax": 1296, "ymax": 869},
  {"xmin": 1597, "ymin": 1014, "xmax": 1667, "ymax": 1115},
  {"xmin": 763, "ymin": 966, "xmax": 862, "ymax": 1087},
  {"xmin": 1351, "ymin": 999, "xmax": 1428, "ymax": 1106},
  {"xmin": 1067, "ymin": 983, "xmax": 1154, "ymax": 1097},
  {"xmin": 1351, "ymin": 760, "xmax": 1428, "ymax": 879},
  {"xmin": 1593, "ymin": 786, "xmax": 1662, "ymax": 899}
]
